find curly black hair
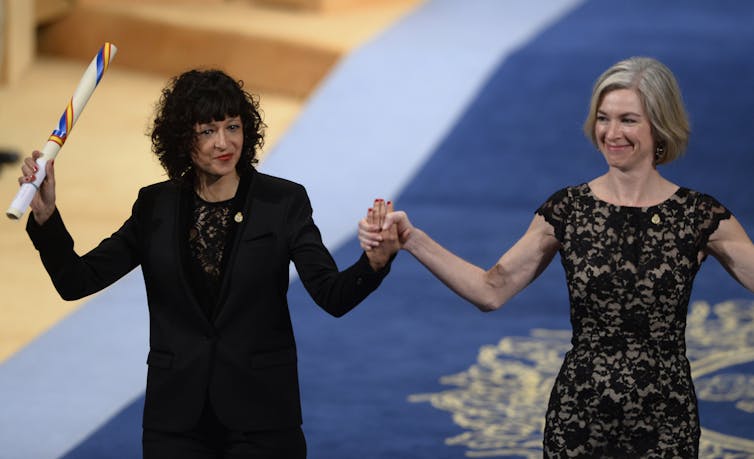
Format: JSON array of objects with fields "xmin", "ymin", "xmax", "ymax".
[{"xmin": 150, "ymin": 69, "xmax": 266, "ymax": 182}]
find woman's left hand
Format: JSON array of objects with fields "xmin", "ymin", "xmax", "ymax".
[{"xmin": 360, "ymin": 199, "xmax": 399, "ymax": 270}]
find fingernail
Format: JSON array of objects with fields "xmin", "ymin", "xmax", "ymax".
[
  {"xmin": 387, "ymin": 201, "xmax": 392, "ymax": 205},
  {"xmin": 33, "ymin": 165, "xmax": 38, "ymax": 172}
]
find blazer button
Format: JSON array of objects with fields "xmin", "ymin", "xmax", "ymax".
[{"xmin": 356, "ymin": 277, "xmax": 363, "ymax": 286}]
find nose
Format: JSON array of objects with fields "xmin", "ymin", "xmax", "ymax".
[
  {"xmin": 214, "ymin": 130, "xmax": 227, "ymax": 149},
  {"xmin": 605, "ymin": 121, "xmax": 621, "ymax": 140}
]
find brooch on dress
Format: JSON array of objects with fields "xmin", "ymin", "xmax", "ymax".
[
  {"xmin": 234, "ymin": 212, "xmax": 243, "ymax": 223},
  {"xmin": 651, "ymin": 213, "xmax": 661, "ymax": 225}
]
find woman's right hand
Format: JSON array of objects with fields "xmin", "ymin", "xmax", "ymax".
[
  {"xmin": 382, "ymin": 209, "xmax": 414, "ymax": 247},
  {"xmin": 19, "ymin": 150, "xmax": 56, "ymax": 225},
  {"xmin": 358, "ymin": 201, "xmax": 415, "ymax": 253}
]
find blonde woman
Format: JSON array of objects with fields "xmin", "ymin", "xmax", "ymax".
[{"xmin": 361, "ymin": 57, "xmax": 754, "ymax": 457}]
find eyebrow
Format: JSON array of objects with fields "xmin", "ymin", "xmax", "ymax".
[{"xmin": 597, "ymin": 110, "xmax": 643, "ymax": 118}]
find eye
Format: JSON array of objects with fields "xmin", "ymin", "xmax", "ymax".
[
  {"xmin": 197, "ymin": 128, "xmax": 214, "ymax": 136},
  {"xmin": 622, "ymin": 118, "xmax": 637, "ymax": 124},
  {"xmin": 596, "ymin": 114, "xmax": 608, "ymax": 122},
  {"xmin": 228, "ymin": 124, "xmax": 241, "ymax": 131}
]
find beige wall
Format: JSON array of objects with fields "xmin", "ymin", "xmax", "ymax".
[
  {"xmin": 1, "ymin": 1, "xmax": 4, "ymax": 80},
  {"xmin": 1, "ymin": 0, "xmax": 35, "ymax": 86}
]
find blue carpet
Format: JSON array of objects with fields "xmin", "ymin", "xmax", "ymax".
[{"xmin": 61, "ymin": 1, "xmax": 754, "ymax": 458}]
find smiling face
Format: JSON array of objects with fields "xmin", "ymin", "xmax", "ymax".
[
  {"xmin": 191, "ymin": 116, "xmax": 244, "ymax": 180},
  {"xmin": 594, "ymin": 88, "xmax": 656, "ymax": 171}
]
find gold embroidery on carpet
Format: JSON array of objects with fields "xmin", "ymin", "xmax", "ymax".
[{"xmin": 409, "ymin": 300, "xmax": 754, "ymax": 458}]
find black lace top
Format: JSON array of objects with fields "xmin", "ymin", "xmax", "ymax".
[
  {"xmin": 188, "ymin": 193, "xmax": 234, "ymax": 318},
  {"xmin": 535, "ymin": 183, "xmax": 731, "ymax": 457}
]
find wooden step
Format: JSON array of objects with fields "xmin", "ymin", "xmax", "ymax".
[
  {"xmin": 255, "ymin": 0, "xmax": 411, "ymax": 12},
  {"xmin": 36, "ymin": 0, "xmax": 421, "ymax": 98}
]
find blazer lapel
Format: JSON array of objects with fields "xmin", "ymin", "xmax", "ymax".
[
  {"xmin": 211, "ymin": 169, "xmax": 257, "ymax": 323},
  {"xmin": 174, "ymin": 181, "xmax": 213, "ymax": 322}
]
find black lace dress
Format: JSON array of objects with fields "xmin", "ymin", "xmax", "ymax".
[{"xmin": 536, "ymin": 183, "xmax": 731, "ymax": 458}]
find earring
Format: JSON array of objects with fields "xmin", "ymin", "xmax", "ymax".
[
  {"xmin": 180, "ymin": 162, "xmax": 193, "ymax": 177},
  {"xmin": 654, "ymin": 143, "xmax": 665, "ymax": 162}
]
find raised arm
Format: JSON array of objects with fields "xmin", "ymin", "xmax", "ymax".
[
  {"xmin": 360, "ymin": 210, "xmax": 560, "ymax": 312},
  {"xmin": 706, "ymin": 215, "xmax": 754, "ymax": 293}
]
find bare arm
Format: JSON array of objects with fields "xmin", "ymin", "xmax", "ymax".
[
  {"xmin": 706, "ymin": 216, "xmax": 754, "ymax": 293},
  {"xmin": 364, "ymin": 211, "xmax": 560, "ymax": 311}
]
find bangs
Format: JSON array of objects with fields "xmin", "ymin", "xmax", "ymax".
[{"xmin": 191, "ymin": 86, "xmax": 242, "ymax": 124}]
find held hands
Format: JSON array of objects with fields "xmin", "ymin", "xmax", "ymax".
[
  {"xmin": 19, "ymin": 150, "xmax": 56, "ymax": 225},
  {"xmin": 361, "ymin": 199, "xmax": 399, "ymax": 271},
  {"xmin": 359, "ymin": 199, "xmax": 414, "ymax": 271}
]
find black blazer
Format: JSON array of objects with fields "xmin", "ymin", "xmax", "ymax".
[{"xmin": 27, "ymin": 169, "xmax": 390, "ymax": 432}]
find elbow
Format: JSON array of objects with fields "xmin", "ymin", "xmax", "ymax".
[
  {"xmin": 475, "ymin": 265, "xmax": 508, "ymax": 312},
  {"xmin": 328, "ymin": 309, "xmax": 348, "ymax": 318},
  {"xmin": 472, "ymin": 288, "xmax": 504, "ymax": 312},
  {"xmin": 322, "ymin": 302, "xmax": 355, "ymax": 318},
  {"xmin": 59, "ymin": 291, "xmax": 83, "ymax": 301},
  {"xmin": 475, "ymin": 298, "xmax": 502, "ymax": 313},
  {"xmin": 53, "ymin": 283, "xmax": 86, "ymax": 302}
]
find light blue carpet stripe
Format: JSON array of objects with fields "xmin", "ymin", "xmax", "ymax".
[{"xmin": 262, "ymin": 0, "xmax": 583, "ymax": 250}]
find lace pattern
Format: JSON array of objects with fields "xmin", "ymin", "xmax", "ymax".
[
  {"xmin": 188, "ymin": 193, "xmax": 233, "ymax": 313},
  {"xmin": 535, "ymin": 183, "xmax": 731, "ymax": 457}
]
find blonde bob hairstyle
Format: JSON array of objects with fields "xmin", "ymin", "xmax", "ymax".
[{"xmin": 583, "ymin": 57, "xmax": 690, "ymax": 165}]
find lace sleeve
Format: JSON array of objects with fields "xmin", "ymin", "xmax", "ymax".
[
  {"xmin": 535, "ymin": 187, "xmax": 571, "ymax": 243},
  {"xmin": 696, "ymin": 192, "xmax": 732, "ymax": 249}
]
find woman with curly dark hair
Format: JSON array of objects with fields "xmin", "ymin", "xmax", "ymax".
[{"xmin": 20, "ymin": 69, "xmax": 396, "ymax": 458}]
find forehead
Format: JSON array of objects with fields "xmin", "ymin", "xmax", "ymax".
[{"xmin": 598, "ymin": 88, "xmax": 644, "ymax": 113}]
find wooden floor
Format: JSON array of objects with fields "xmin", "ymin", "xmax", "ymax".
[{"xmin": 0, "ymin": 0, "xmax": 421, "ymax": 363}]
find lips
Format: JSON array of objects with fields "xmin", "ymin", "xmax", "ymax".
[
  {"xmin": 605, "ymin": 143, "xmax": 631, "ymax": 152},
  {"xmin": 216, "ymin": 154, "xmax": 234, "ymax": 161}
]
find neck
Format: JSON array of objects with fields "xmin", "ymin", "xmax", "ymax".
[
  {"xmin": 593, "ymin": 167, "xmax": 675, "ymax": 207},
  {"xmin": 195, "ymin": 171, "xmax": 240, "ymax": 202}
]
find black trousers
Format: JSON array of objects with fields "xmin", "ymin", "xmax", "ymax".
[{"xmin": 143, "ymin": 400, "xmax": 306, "ymax": 459}]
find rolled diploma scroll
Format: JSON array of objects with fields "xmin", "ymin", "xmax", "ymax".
[{"xmin": 6, "ymin": 42, "xmax": 117, "ymax": 220}]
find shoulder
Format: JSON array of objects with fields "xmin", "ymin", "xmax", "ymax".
[
  {"xmin": 538, "ymin": 183, "xmax": 588, "ymax": 212},
  {"xmin": 674, "ymin": 188, "xmax": 733, "ymax": 246},
  {"xmin": 138, "ymin": 179, "xmax": 181, "ymax": 197},
  {"xmin": 126, "ymin": 180, "xmax": 184, "ymax": 220},
  {"xmin": 249, "ymin": 171, "xmax": 311, "ymax": 217},
  {"xmin": 535, "ymin": 184, "xmax": 587, "ymax": 241},
  {"xmin": 545, "ymin": 183, "xmax": 588, "ymax": 202},
  {"xmin": 253, "ymin": 171, "xmax": 307, "ymax": 196},
  {"xmin": 676, "ymin": 188, "xmax": 731, "ymax": 214}
]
